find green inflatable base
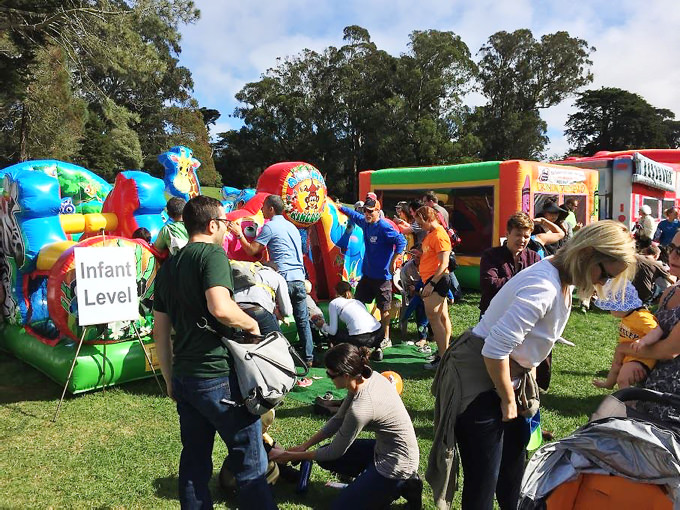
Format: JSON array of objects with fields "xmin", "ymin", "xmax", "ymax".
[
  {"xmin": 0, "ymin": 301, "xmax": 383, "ymax": 395},
  {"xmin": 0, "ymin": 319, "xmax": 301, "ymax": 395},
  {"xmin": 0, "ymin": 324, "xmax": 161, "ymax": 394},
  {"xmin": 454, "ymin": 264, "xmax": 480, "ymax": 290}
]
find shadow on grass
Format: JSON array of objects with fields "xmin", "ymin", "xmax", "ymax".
[
  {"xmin": 154, "ymin": 473, "xmax": 339, "ymax": 509},
  {"xmin": 559, "ymin": 369, "xmax": 609, "ymax": 378},
  {"xmin": 0, "ymin": 352, "xmax": 61, "ymax": 405},
  {"xmin": 541, "ymin": 393, "xmax": 605, "ymax": 417},
  {"xmin": 152, "ymin": 475, "xmax": 178, "ymax": 501},
  {"xmin": 275, "ymin": 404, "xmax": 318, "ymax": 420},
  {"xmin": 119, "ymin": 377, "xmax": 168, "ymax": 398}
]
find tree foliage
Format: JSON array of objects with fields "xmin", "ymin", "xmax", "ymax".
[
  {"xmin": 472, "ymin": 29, "xmax": 594, "ymax": 160},
  {"xmin": 214, "ymin": 26, "xmax": 478, "ymax": 198},
  {"xmin": 0, "ymin": 1, "xmax": 219, "ymax": 185},
  {"xmin": 565, "ymin": 87, "xmax": 680, "ymax": 156}
]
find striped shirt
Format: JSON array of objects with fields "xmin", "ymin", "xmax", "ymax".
[{"xmin": 315, "ymin": 373, "xmax": 419, "ymax": 479}]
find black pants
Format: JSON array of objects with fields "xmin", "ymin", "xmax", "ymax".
[
  {"xmin": 329, "ymin": 327, "xmax": 384, "ymax": 349},
  {"xmin": 455, "ymin": 390, "xmax": 529, "ymax": 510}
]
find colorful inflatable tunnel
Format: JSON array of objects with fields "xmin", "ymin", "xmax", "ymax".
[
  {"xmin": 0, "ymin": 162, "xmax": 164, "ymax": 393},
  {"xmin": 359, "ymin": 160, "xmax": 599, "ymax": 288},
  {"xmin": 251, "ymin": 161, "xmax": 365, "ymax": 300}
]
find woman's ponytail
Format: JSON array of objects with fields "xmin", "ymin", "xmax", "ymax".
[
  {"xmin": 358, "ymin": 347, "xmax": 373, "ymax": 378},
  {"xmin": 325, "ymin": 343, "xmax": 373, "ymax": 379}
]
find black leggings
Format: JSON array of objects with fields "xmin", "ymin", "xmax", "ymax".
[{"xmin": 329, "ymin": 327, "xmax": 384, "ymax": 349}]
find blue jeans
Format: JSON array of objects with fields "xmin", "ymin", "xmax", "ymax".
[
  {"xmin": 455, "ymin": 390, "xmax": 529, "ymax": 510},
  {"xmin": 287, "ymin": 280, "xmax": 314, "ymax": 362},
  {"xmin": 172, "ymin": 375, "xmax": 276, "ymax": 510},
  {"xmin": 242, "ymin": 305, "xmax": 281, "ymax": 335},
  {"xmin": 317, "ymin": 439, "xmax": 403, "ymax": 510},
  {"xmin": 403, "ymin": 282, "xmax": 429, "ymax": 340}
]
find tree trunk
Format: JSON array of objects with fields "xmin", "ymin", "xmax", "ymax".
[{"xmin": 19, "ymin": 102, "xmax": 28, "ymax": 161}]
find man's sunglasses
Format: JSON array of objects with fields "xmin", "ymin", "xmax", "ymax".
[
  {"xmin": 212, "ymin": 218, "xmax": 230, "ymax": 226},
  {"xmin": 668, "ymin": 244, "xmax": 680, "ymax": 257}
]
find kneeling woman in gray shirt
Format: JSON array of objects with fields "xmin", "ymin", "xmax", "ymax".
[{"xmin": 271, "ymin": 344, "xmax": 421, "ymax": 509}]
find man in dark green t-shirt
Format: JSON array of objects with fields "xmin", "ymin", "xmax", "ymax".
[{"xmin": 153, "ymin": 195, "xmax": 276, "ymax": 510}]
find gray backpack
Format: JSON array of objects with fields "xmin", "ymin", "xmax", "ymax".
[{"xmin": 222, "ymin": 331, "xmax": 309, "ymax": 415}]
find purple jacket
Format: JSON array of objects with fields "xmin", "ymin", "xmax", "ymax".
[{"xmin": 479, "ymin": 244, "xmax": 541, "ymax": 314}]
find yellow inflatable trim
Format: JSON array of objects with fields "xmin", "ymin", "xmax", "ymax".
[
  {"xmin": 37, "ymin": 241, "xmax": 77, "ymax": 270},
  {"xmin": 60, "ymin": 213, "xmax": 118, "ymax": 234}
]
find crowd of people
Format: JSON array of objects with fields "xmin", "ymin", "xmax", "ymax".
[{"xmin": 149, "ymin": 191, "xmax": 680, "ymax": 510}]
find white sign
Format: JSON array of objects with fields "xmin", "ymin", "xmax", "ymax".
[
  {"xmin": 537, "ymin": 166, "xmax": 587, "ymax": 185},
  {"xmin": 74, "ymin": 246, "xmax": 139, "ymax": 326},
  {"xmin": 632, "ymin": 153, "xmax": 675, "ymax": 192}
]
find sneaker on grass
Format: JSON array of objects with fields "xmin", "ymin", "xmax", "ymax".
[
  {"xmin": 379, "ymin": 337, "xmax": 392, "ymax": 349},
  {"xmin": 423, "ymin": 356, "xmax": 441, "ymax": 370},
  {"xmin": 371, "ymin": 348, "xmax": 384, "ymax": 362}
]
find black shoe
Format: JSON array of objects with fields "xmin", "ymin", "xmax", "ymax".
[
  {"xmin": 277, "ymin": 463, "xmax": 301, "ymax": 483},
  {"xmin": 401, "ymin": 474, "xmax": 423, "ymax": 510},
  {"xmin": 314, "ymin": 395, "xmax": 344, "ymax": 416},
  {"xmin": 371, "ymin": 348, "xmax": 384, "ymax": 361}
]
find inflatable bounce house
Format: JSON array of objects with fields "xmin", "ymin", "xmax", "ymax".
[
  {"xmin": 223, "ymin": 162, "xmax": 366, "ymax": 299},
  {"xmin": 0, "ymin": 147, "xmax": 204, "ymax": 393},
  {"xmin": 359, "ymin": 160, "xmax": 599, "ymax": 288},
  {"xmin": 0, "ymin": 150, "xmax": 367, "ymax": 393}
]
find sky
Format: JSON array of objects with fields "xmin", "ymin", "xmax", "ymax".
[{"xmin": 177, "ymin": 0, "xmax": 680, "ymax": 159}]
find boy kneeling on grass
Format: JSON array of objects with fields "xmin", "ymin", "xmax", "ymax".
[{"xmin": 593, "ymin": 282, "xmax": 659, "ymax": 389}]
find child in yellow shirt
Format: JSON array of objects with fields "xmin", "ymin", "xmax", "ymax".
[{"xmin": 593, "ymin": 282, "xmax": 658, "ymax": 389}]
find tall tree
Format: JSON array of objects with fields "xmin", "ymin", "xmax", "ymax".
[
  {"xmin": 565, "ymin": 87, "xmax": 680, "ymax": 155},
  {"xmin": 390, "ymin": 29, "xmax": 477, "ymax": 165},
  {"xmin": 164, "ymin": 102, "xmax": 221, "ymax": 186},
  {"xmin": 0, "ymin": 44, "xmax": 87, "ymax": 163},
  {"xmin": 0, "ymin": 1, "xmax": 216, "ymax": 180},
  {"xmin": 214, "ymin": 25, "xmax": 477, "ymax": 199},
  {"xmin": 472, "ymin": 29, "xmax": 594, "ymax": 160}
]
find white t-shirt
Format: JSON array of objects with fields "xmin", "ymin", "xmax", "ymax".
[
  {"xmin": 472, "ymin": 259, "xmax": 572, "ymax": 368},
  {"xmin": 322, "ymin": 297, "xmax": 381, "ymax": 336}
]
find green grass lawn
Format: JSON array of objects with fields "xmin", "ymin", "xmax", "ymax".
[
  {"xmin": 0, "ymin": 293, "xmax": 619, "ymax": 509},
  {"xmin": 202, "ymin": 186, "xmax": 223, "ymax": 200}
]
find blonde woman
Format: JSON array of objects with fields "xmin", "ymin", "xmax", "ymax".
[
  {"xmin": 415, "ymin": 206, "xmax": 452, "ymax": 370},
  {"xmin": 427, "ymin": 220, "xmax": 637, "ymax": 510}
]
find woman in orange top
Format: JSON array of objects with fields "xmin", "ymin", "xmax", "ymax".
[{"xmin": 415, "ymin": 206, "xmax": 452, "ymax": 370}]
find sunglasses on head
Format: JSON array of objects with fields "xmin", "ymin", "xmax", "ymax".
[{"xmin": 668, "ymin": 244, "xmax": 680, "ymax": 257}]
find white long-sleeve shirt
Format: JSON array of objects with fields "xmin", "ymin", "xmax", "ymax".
[
  {"xmin": 321, "ymin": 297, "xmax": 381, "ymax": 336},
  {"xmin": 472, "ymin": 259, "xmax": 572, "ymax": 368}
]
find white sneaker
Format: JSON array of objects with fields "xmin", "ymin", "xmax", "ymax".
[
  {"xmin": 423, "ymin": 356, "xmax": 441, "ymax": 370},
  {"xmin": 380, "ymin": 338, "xmax": 392, "ymax": 349}
]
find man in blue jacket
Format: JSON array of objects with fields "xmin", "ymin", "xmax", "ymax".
[{"xmin": 339, "ymin": 197, "xmax": 407, "ymax": 350}]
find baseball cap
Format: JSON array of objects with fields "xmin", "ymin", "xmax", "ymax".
[
  {"xmin": 640, "ymin": 205, "xmax": 652, "ymax": 215},
  {"xmin": 540, "ymin": 202, "xmax": 567, "ymax": 215},
  {"xmin": 364, "ymin": 197, "xmax": 380, "ymax": 211}
]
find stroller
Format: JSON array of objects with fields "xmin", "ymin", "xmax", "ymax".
[{"xmin": 520, "ymin": 388, "xmax": 680, "ymax": 509}]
